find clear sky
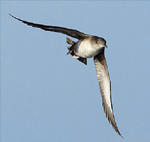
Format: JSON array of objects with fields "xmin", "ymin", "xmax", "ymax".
[{"xmin": 1, "ymin": 1, "xmax": 150, "ymax": 142}]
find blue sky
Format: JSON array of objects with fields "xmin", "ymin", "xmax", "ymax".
[{"xmin": 1, "ymin": 1, "xmax": 150, "ymax": 142}]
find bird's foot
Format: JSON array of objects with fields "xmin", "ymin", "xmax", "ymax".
[{"xmin": 72, "ymin": 55, "xmax": 79, "ymax": 59}]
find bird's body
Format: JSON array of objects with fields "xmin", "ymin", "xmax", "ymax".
[
  {"xmin": 10, "ymin": 14, "xmax": 123, "ymax": 138},
  {"xmin": 74, "ymin": 36, "xmax": 106, "ymax": 58}
]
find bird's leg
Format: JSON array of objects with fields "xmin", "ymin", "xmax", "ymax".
[{"xmin": 72, "ymin": 55, "xmax": 79, "ymax": 59}]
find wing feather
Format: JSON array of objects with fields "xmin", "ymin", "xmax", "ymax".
[
  {"xmin": 9, "ymin": 14, "xmax": 88, "ymax": 39},
  {"xmin": 94, "ymin": 50, "xmax": 123, "ymax": 137}
]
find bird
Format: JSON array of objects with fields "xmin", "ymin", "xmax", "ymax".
[{"xmin": 9, "ymin": 14, "xmax": 123, "ymax": 138}]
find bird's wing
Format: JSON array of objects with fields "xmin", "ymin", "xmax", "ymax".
[
  {"xmin": 9, "ymin": 14, "xmax": 89, "ymax": 40},
  {"xmin": 94, "ymin": 50, "xmax": 123, "ymax": 137}
]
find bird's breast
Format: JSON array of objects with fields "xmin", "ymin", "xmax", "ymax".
[{"xmin": 74, "ymin": 39, "xmax": 103, "ymax": 58}]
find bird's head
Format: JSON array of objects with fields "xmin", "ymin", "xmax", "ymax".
[{"xmin": 96, "ymin": 37, "xmax": 107, "ymax": 48}]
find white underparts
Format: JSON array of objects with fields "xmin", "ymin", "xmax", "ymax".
[{"xmin": 74, "ymin": 39, "xmax": 104, "ymax": 58}]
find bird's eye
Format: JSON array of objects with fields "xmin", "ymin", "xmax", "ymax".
[{"xmin": 97, "ymin": 40, "xmax": 101, "ymax": 44}]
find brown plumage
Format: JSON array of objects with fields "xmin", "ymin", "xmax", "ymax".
[{"xmin": 10, "ymin": 14, "xmax": 123, "ymax": 137}]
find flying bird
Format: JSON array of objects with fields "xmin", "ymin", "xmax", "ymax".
[{"xmin": 9, "ymin": 14, "xmax": 123, "ymax": 137}]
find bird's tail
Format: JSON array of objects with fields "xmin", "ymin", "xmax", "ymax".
[{"xmin": 66, "ymin": 37, "xmax": 87, "ymax": 65}]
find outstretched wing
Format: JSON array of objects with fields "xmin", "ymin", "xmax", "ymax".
[
  {"xmin": 9, "ymin": 14, "xmax": 89, "ymax": 40},
  {"xmin": 94, "ymin": 49, "xmax": 123, "ymax": 137}
]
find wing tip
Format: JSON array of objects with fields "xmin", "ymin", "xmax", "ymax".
[
  {"xmin": 113, "ymin": 124, "xmax": 123, "ymax": 138},
  {"xmin": 9, "ymin": 13, "xmax": 23, "ymax": 22},
  {"xmin": 110, "ymin": 118, "xmax": 123, "ymax": 138},
  {"xmin": 119, "ymin": 132, "xmax": 124, "ymax": 138},
  {"xmin": 9, "ymin": 13, "xmax": 17, "ymax": 19},
  {"xmin": 102, "ymin": 101, "xmax": 123, "ymax": 138}
]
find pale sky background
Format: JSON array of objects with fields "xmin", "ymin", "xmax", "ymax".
[{"xmin": 1, "ymin": 1, "xmax": 150, "ymax": 142}]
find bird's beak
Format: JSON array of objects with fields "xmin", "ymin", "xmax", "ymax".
[{"xmin": 105, "ymin": 45, "xmax": 108, "ymax": 48}]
